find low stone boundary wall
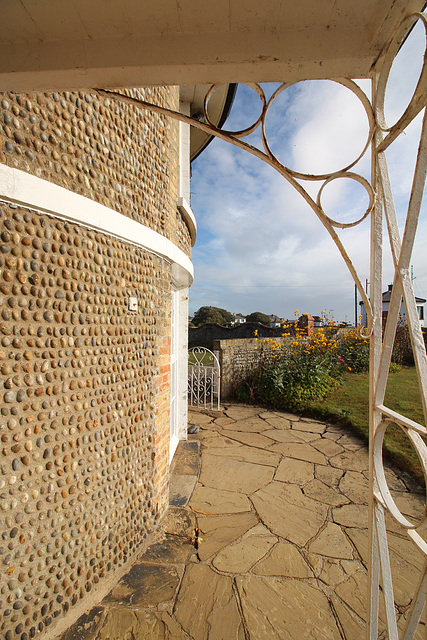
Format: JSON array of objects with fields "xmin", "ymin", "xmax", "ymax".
[
  {"xmin": 207, "ymin": 326, "xmax": 427, "ymax": 401},
  {"xmin": 213, "ymin": 337, "xmax": 290, "ymax": 400}
]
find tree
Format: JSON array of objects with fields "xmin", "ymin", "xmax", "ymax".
[
  {"xmin": 246, "ymin": 311, "xmax": 271, "ymax": 325},
  {"xmin": 192, "ymin": 306, "xmax": 234, "ymax": 327}
]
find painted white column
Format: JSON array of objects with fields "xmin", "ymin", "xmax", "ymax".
[
  {"xmin": 169, "ymin": 99, "xmax": 193, "ymax": 456},
  {"xmin": 178, "ymin": 287, "xmax": 189, "ymax": 440}
]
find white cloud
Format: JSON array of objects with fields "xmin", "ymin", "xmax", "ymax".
[{"xmin": 264, "ymin": 80, "xmax": 372, "ymax": 176}]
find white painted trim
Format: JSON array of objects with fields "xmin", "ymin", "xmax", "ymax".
[
  {"xmin": 169, "ymin": 286, "xmax": 180, "ymax": 464},
  {"xmin": 0, "ymin": 164, "xmax": 193, "ymax": 285},
  {"xmin": 177, "ymin": 196, "xmax": 197, "ymax": 247}
]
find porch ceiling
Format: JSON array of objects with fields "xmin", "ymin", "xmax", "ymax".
[{"xmin": 0, "ymin": 0, "xmax": 424, "ymax": 91}]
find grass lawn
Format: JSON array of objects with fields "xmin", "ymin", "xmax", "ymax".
[{"xmin": 306, "ymin": 366, "xmax": 426, "ymax": 485}]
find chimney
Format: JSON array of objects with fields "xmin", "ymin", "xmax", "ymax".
[{"xmin": 388, "ymin": 284, "xmax": 393, "ymax": 291}]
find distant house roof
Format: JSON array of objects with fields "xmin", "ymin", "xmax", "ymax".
[
  {"xmin": 360, "ymin": 284, "xmax": 426, "ymax": 305},
  {"xmin": 382, "ymin": 284, "xmax": 426, "ymax": 304}
]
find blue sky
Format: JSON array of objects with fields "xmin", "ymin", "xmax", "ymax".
[{"xmin": 189, "ymin": 22, "xmax": 427, "ymax": 324}]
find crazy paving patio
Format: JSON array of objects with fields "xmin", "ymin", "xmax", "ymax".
[{"xmin": 57, "ymin": 405, "xmax": 425, "ymax": 639}]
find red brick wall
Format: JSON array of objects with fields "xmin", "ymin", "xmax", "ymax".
[{"xmin": 153, "ymin": 331, "xmax": 171, "ymax": 513}]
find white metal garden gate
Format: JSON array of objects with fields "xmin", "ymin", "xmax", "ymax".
[
  {"xmin": 100, "ymin": 15, "xmax": 427, "ymax": 635},
  {"xmin": 188, "ymin": 347, "xmax": 221, "ymax": 411}
]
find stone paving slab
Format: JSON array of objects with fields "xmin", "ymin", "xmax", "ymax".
[
  {"xmin": 265, "ymin": 428, "xmax": 319, "ymax": 443},
  {"xmin": 103, "ymin": 563, "xmax": 180, "ymax": 607},
  {"xmin": 274, "ymin": 456, "xmax": 315, "ymax": 485},
  {"xmin": 203, "ymin": 442, "xmax": 281, "ymax": 467},
  {"xmin": 252, "ymin": 481, "xmax": 328, "ymax": 546},
  {"xmin": 199, "ymin": 453, "xmax": 274, "ymax": 494},
  {"xmin": 268, "ymin": 440, "xmax": 327, "ymax": 464},
  {"xmin": 174, "ymin": 563, "xmax": 245, "ymax": 640},
  {"xmin": 196, "ymin": 511, "xmax": 259, "ymax": 562},
  {"xmin": 220, "ymin": 429, "xmax": 276, "ymax": 448},
  {"xmin": 252, "ymin": 540, "xmax": 313, "ymax": 578},
  {"xmin": 191, "ymin": 485, "xmax": 252, "ymax": 515},
  {"xmin": 304, "ymin": 478, "xmax": 350, "ymax": 506},
  {"xmin": 56, "ymin": 404, "xmax": 426, "ymax": 640},
  {"xmin": 236, "ymin": 575, "xmax": 342, "ymax": 639},
  {"xmin": 261, "ymin": 415, "xmax": 292, "ymax": 429},
  {"xmin": 225, "ymin": 416, "xmax": 273, "ymax": 432},
  {"xmin": 212, "ymin": 523, "xmax": 277, "ymax": 573}
]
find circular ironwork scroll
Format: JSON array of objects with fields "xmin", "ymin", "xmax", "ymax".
[
  {"xmin": 376, "ymin": 12, "xmax": 427, "ymax": 135},
  {"xmin": 316, "ymin": 172, "xmax": 375, "ymax": 229},
  {"xmin": 204, "ymin": 83, "xmax": 266, "ymax": 139},
  {"xmin": 374, "ymin": 419, "xmax": 427, "ymax": 553},
  {"xmin": 261, "ymin": 78, "xmax": 375, "ymax": 182}
]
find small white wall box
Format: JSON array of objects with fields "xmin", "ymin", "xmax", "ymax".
[{"xmin": 128, "ymin": 296, "xmax": 138, "ymax": 312}]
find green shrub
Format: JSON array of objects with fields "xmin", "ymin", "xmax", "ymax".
[
  {"xmin": 392, "ymin": 323, "xmax": 414, "ymax": 366},
  {"xmin": 255, "ymin": 359, "xmax": 341, "ymax": 411},
  {"xmin": 234, "ymin": 321, "xmax": 371, "ymax": 412},
  {"xmin": 336, "ymin": 328, "xmax": 370, "ymax": 373}
]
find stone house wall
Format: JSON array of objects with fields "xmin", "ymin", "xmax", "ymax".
[{"xmin": 0, "ymin": 87, "xmax": 187, "ymax": 640}]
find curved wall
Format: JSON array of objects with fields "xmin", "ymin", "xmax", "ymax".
[
  {"xmin": 0, "ymin": 87, "xmax": 184, "ymax": 640},
  {"xmin": 0, "ymin": 87, "xmax": 191, "ymax": 255}
]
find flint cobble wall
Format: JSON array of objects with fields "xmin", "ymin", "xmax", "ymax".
[
  {"xmin": 0, "ymin": 204, "xmax": 171, "ymax": 640},
  {"xmin": 0, "ymin": 87, "xmax": 180, "ymax": 640},
  {"xmin": 214, "ymin": 337, "xmax": 290, "ymax": 400},
  {"xmin": 0, "ymin": 87, "xmax": 190, "ymax": 255}
]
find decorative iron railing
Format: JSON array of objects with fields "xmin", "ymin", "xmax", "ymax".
[{"xmin": 188, "ymin": 347, "xmax": 221, "ymax": 411}]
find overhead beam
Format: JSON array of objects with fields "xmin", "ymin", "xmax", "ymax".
[{"xmin": 0, "ymin": 29, "xmax": 375, "ymax": 92}]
